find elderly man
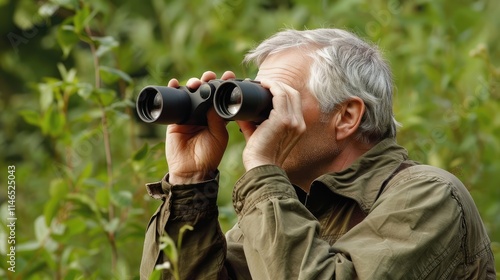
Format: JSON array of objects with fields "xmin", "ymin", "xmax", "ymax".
[{"xmin": 140, "ymin": 28, "xmax": 495, "ymax": 279}]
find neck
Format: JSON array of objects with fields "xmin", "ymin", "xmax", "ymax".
[{"xmin": 292, "ymin": 139, "xmax": 375, "ymax": 192}]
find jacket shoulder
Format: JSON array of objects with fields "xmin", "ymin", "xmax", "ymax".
[
  {"xmin": 387, "ymin": 164, "xmax": 493, "ymax": 267},
  {"xmin": 388, "ymin": 164, "xmax": 467, "ymax": 196}
]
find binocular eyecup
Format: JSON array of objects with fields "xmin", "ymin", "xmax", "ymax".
[{"xmin": 136, "ymin": 79, "xmax": 272, "ymax": 125}]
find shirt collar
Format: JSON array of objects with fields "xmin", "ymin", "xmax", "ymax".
[{"xmin": 305, "ymin": 138, "xmax": 409, "ymax": 214}]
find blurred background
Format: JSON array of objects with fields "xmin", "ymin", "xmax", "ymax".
[{"xmin": 0, "ymin": 0, "xmax": 498, "ymax": 279}]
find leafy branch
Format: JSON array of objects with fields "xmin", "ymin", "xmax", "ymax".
[{"xmin": 150, "ymin": 225, "xmax": 194, "ymax": 280}]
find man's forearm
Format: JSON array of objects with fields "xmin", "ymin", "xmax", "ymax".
[
  {"xmin": 141, "ymin": 175, "xmax": 228, "ymax": 280},
  {"xmin": 162, "ymin": 179, "xmax": 226, "ymax": 279}
]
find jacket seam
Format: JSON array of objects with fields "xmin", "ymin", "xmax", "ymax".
[{"xmin": 240, "ymin": 190, "xmax": 296, "ymax": 217}]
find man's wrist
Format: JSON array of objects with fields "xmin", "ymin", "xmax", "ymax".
[
  {"xmin": 168, "ymin": 170, "xmax": 218, "ymax": 185},
  {"xmin": 243, "ymin": 157, "xmax": 276, "ymax": 172}
]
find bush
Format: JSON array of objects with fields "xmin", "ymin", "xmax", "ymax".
[{"xmin": 0, "ymin": 0, "xmax": 498, "ymax": 278}]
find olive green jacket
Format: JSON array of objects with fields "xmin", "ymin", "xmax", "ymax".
[{"xmin": 140, "ymin": 139, "xmax": 496, "ymax": 279}]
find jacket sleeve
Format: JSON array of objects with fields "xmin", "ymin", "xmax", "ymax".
[
  {"xmin": 233, "ymin": 165, "xmax": 473, "ymax": 279},
  {"xmin": 140, "ymin": 174, "xmax": 232, "ymax": 280}
]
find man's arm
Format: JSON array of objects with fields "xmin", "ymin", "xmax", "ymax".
[
  {"xmin": 140, "ymin": 174, "xmax": 242, "ymax": 280},
  {"xmin": 140, "ymin": 71, "xmax": 238, "ymax": 279}
]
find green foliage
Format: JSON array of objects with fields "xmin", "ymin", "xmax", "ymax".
[
  {"xmin": 0, "ymin": 0, "xmax": 498, "ymax": 278},
  {"xmin": 150, "ymin": 224, "xmax": 193, "ymax": 280}
]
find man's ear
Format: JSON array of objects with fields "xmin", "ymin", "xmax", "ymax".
[{"xmin": 333, "ymin": 97, "xmax": 365, "ymax": 141}]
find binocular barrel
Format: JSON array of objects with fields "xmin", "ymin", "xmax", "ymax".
[{"xmin": 136, "ymin": 80, "xmax": 272, "ymax": 125}]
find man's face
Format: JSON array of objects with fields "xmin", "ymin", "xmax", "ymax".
[{"xmin": 255, "ymin": 49, "xmax": 341, "ymax": 188}]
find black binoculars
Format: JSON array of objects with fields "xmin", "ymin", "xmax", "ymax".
[{"xmin": 136, "ymin": 79, "xmax": 272, "ymax": 125}]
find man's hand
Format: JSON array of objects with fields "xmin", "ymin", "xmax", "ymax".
[
  {"xmin": 237, "ymin": 80, "xmax": 306, "ymax": 171},
  {"xmin": 166, "ymin": 71, "xmax": 236, "ymax": 184}
]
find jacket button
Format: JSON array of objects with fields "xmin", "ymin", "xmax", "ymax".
[{"xmin": 235, "ymin": 201, "xmax": 243, "ymax": 211}]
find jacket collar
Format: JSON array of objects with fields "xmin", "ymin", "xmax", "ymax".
[{"xmin": 303, "ymin": 138, "xmax": 408, "ymax": 215}]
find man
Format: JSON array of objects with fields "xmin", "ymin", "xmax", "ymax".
[{"xmin": 140, "ymin": 28, "xmax": 496, "ymax": 279}]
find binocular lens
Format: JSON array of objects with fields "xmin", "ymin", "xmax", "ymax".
[
  {"xmin": 213, "ymin": 80, "xmax": 272, "ymax": 122},
  {"xmin": 138, "ymin": 89, "xmax": 163, "ymax": 121},
  {"xmin": 150, "ymin": 93, "xmax": 162, "ymax": 119},
  {"xmin": 136, "ymin": 86, "xmax": 192, "ymax": 124},
  {"xmin": 226, "ymin": 88, "xmax": 242, "ymax": 115}
]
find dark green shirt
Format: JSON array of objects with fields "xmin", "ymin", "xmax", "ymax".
[{"xmin": 140, "ymin": 139, "xmax": 496, "ymax": 279}]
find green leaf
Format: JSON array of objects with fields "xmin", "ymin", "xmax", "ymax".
[
  {"xmin": 19, "ymin": 259, "xmax": 48, "ymax": 279},
  {"xmin": 17, "ymin": 241, "xmax": 40, "ymax": 252},
  {"xmin": 73, "ymin": 5, "xmax": 91, "ymax": 34},
  {"xmin": 34, "ymin": 216, "xmax": 50, "ymax": 243},
  {"xmin": 92, "ymin": 36, "xmax": 119, "ymax": 57},
  {"xmin": 75, "ymin": 162, "xmax": 93, "ymax": 187},
  {"xmin": 149, "ymin": 269, "xmax": 162, "ymax": 280},
  {"xmin": 38, "ymin": 3, "xmax": 59, "ymax": 18},
  {"xmin": 33, "ymin": 216, "xmax": 59, "ymax": 252},
  {"xmin": 57, "ymin": 63, "xmax": 77, "ymax": 83},
  {"xmin": 41, "ymin": 105, "xmax": 66, "ymax": 137},
  {"xmin": 111, "ymin": 190, "xmax": 133, "ymax": 208},
  {"xmin": 103, "ymin": 217, "xmax": 120, "ymax": 234},
  {"xmin": 20, "ymin": 110, "xmax": 41, "ymax": 126},
  {"xmin": 159, "ymin": 234, "xmax": 177, "ymax": 264},
  {"xmin": 95, "ymin": 187, "xmax": 110, "ymax": 210},
  {"xmin": 99, "ymin": 66, "xmax": 133, "ymax": 84},
  {"xmin": 43, "ymin": 197, "xmax": 62, "ymax": 232},
  {"xmin": 50, "ymin": 178, "xmax": 69, "ymax": 200},
  {"xmin": 83, "ymin": 177, "xmax": 106, "ymax": 188},
  {"xmin": 57, "ymin": 25, "xmax": 80, "ymax": 58},
  {"xmin": 66, "ymin": 193, "xmax": 101, "ymax": 219},
  {"xmin": 63, "ymin": 216, "xmax": 87, "ymax": 237},
  {"xmin": 13, "ymin": 0, "xmax": 39, "ymax": 29},
  {"xmin": 51, "ymin": 0, "xmax": 79, "ymax": 10},
  {"xmin": 177, "ymin": 224, "xmax": 194, "ymax": 250},
  {"xmin": 39, "ymin": 83, "xmax": 54, "ymax": 111},
  {"xmin": 77, "ymin": 82, "xmax": 93, "ymax": 100},
  {"xmin": 91, "ymin": 88, "xmax": 116, "ymax": 106},
  {"xmin": 133, "ymin": 142, "xmax": 149, "ymax": 161},
  {"xmin": 44, "ymin": 197, "xmax": 61, "ymax": 226},
  {"xmin": 63, "ymin": 269, "xmax": 82, "ymax": 280},
  {"xmin": 41, "ymin": 106, "xmax": 53, "ymax": 135}
]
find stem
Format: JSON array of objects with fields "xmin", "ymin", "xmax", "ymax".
[
  {"xmin": 62, "ymin": 89, "xmax": 76, "ymax": 190},
  {"xmin": 84, "ymin": 25, "xmax": 118, "ymax": 273}
]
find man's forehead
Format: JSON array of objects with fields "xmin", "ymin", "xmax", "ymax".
[
  {"xmin": 255, "ymin": 50, "xmax": 311, "ymax": 84},
  {"xmin": 260, "ymin": 48, "xmax": 311, "ymax": 66}
]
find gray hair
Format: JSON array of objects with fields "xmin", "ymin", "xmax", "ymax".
[{"xmin": 244, "ymin": 28, "xmax": 400, "ymax": 143}]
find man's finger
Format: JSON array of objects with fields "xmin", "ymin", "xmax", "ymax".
[
  {"xmin": 168, "ymin": 78, "xmax": 179, "ymax": 88},
  {"xmin": 186, "ymin": 78, "xmax": 202, "ymax": 89},
  {"xmin": 201, "ymin": 71, "xmax": 217, "ymax": 82},
  {"xmin": 221, "ymin": 71, "xmax": 236, "ymax": 80},
  {"xmin": 236, "ymin": 121, "xmax": 257, "ymax": 141}
]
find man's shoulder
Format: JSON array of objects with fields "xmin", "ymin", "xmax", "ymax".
[
  {"xmin": 386, "ymin": 163, "xmax": 484, "ymax": 220},
  {"xmin": 389, "ymin": 164, "xmax": 465, "ymax": 191},
  {"xmin": 380, "ymin": 163, "xmax": 478, "ymax": 211},
  {"xmin": 390, "ymin": 164, "xmax": 493, "ymax": 272}
]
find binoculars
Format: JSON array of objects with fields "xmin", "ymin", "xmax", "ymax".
[{"xmin": 136, "ymin": 79, "xmax": 272, "ymax": 125}]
